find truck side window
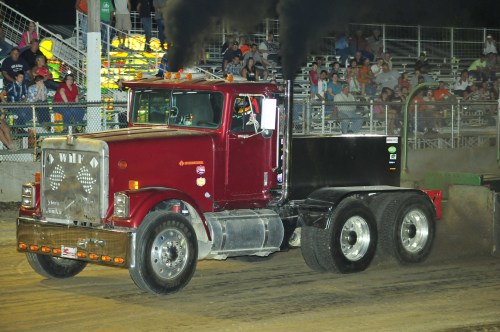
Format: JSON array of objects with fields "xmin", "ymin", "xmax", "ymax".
[{"xmin": 231, "ymin": 96, "xmax": 262, "ymax": 132}]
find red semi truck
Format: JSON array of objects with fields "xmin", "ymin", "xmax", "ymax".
[{"xmin": 16, "ymin": 75, "xmax": 438, "ymax": 295}]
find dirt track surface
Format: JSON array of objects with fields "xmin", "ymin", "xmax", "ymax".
[{"xmin": 1, "ymin": 205, "xmax": 500, "ymax": 332}]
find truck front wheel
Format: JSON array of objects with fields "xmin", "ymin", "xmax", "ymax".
[
  {"xmin": 315, "ymin": 198, "xmax": 377, "ymax": 273},
  {"xmin": 379, "ymin": 194, "xmax": 435, "ymax": 264},
  {"xmin": 26, "ymin": 253, "xmax": 87, "ymax": 279},
  {"xmin": 129, "ymin": 211, "xmax": 198, "ymax": 295}
]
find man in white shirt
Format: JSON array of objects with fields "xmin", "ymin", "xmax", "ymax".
[{"xmin": 334, "ymin": 84, "xmax": 363, "ymax": 134}]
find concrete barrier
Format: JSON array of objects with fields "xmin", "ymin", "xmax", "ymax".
[{"xmin": 0, "ymin": 162, "xmax": 40, "ymax": 202}]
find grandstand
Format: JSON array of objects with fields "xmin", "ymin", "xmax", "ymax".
[{"xmin": 0, "ymin": 2, "xmax": 498, "ymax": 160}]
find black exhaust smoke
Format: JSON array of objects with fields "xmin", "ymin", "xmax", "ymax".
[{"xmin": 165, "ymin": 0, "xmax": 275, "ymax": 72}]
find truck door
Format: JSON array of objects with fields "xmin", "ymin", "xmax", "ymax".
[{"xmin": 227, "ymin": 96, "xmax": 273, "ymax": 201}]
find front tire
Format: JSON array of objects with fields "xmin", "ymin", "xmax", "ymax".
[
  {"xmin": 379, "ymin": 193, "xmax": 436, "ymax": 264},
  {"xmin": 314, "ymin": 198, "xmax": 378, "ymax": 273},
  {"xmin": 129, "ymin": 211, "xmax": 198, "ymax": 295},
  {"xmin": 26, "ymin": 253, "xmax": 87, "ymax": 279}
]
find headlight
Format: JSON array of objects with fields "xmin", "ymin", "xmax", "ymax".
[
  {"xmin": 114, "ymin": 192, "xmax": 129, "ymax": 218},
  {"xmin": 21, "ymin": 184, "xmax": 36, "ymax": 209}
]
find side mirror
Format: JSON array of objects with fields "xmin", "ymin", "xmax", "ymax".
[{"xmin": 261, "ymin": 98, "xmax": 277, "ymax": 130}]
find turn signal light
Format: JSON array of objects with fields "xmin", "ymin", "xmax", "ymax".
[
  {"xmin": 101, "ymin": 255, "xmax": 111, "ymax": 262},
  {"xmin": 77, "ymin": 252, "xmax": 87, "ymax": 258},
  {"xmin": 35, "ymin": 172, "xmax": 41, "ymax": 182},
  {"xmin": 41, "ymin": 246, "xmax": 51, "ymax": 253},
  {"xmin": 18, "ymin": 243, "xmax": 27, "ymax": 250},
  {"xmin": 53, "ymin": 248, "xmax": 61, "ymax": 255},
  {"xmin": 128, "ymin": 180, "xmax": 139, "ymax": 190},
  {"xmin": 29, "ymin": 245, "xmax": 39, "ymax": 251},
  {"xmin": 89, "ymin": 253, "xmax": 99, "ymax": 260}
]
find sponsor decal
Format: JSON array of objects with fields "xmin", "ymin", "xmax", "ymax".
[
  {"xmin": 389, "ymin": 161, "xmax": 396, "ymax": 164},
  {"xmin": 386, "ymin": 137, "xmax": 398, "ymax": 143},
  {"xmin": 179, "ymin": 160, "xmax": 204, "ymax": 166},
  {"xmin": 196, "ymin": 177, "xmax": 206, "ymax": 187},
  {"xmin": 389, "ymin": 154, "xmax": 397, "ymax": 160},
  {"xmin": 61, "ymin": 246, "xmax": 77, "ymax": 259},
  {"xmin": 388, "ymin": 146, "xmax": 397, "ymax": 153},
  {"xmin": 196, "ymin": 165, "xmax": 206, "ymax": 175}
]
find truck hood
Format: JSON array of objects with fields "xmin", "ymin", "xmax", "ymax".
[{"xmin": 78, "ymin": 126, "xmax": 211, "ymax": 143}]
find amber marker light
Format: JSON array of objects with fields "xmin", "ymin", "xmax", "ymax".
[
  {"xmin": 18, "ymin": 243, "xmax": 27, "ymax": 250},
  {"xmin": 174, "ymin": 72, "xmax": 181, "ymax": 79},
  {"xmin": 118, "ymin": 160, "xmax": 128, "ymax": 170},
  {"xmin": 52, "ymin": 248, "xmax": 61, "ymax": 255},
  {"xmin": 128, "ymin": 180, "xmax": 139, "ymax": 190},
  {"xmin": 101, "ymin": 255, "xmax": 111, "ymax": 262},
  {"xmin": 77, "ymin": 252, "xmax": 87, "ymax": 258},
  {"xmin": 29, "ymin": 245, "xmax": 39, "ymax": 251},
  {"xmin": 164, "ymin": 72, "xmax": 172, "ymax": 79},
  {"xmin": 186, "ymin": 73, "xmax": 192, "ymax": 80},
  {"xmin": 89, "ymin": 253, "xmax": 99, "ymax": 260},
  {"xmin": 35, "ymin": 171, "xmax": 41, "ymax": 182},
  {"xmin": 41, "ymin": 246, "xmax": 51, "ymax": 253},
  {"xmin": 136, "ymin": 72, "xmax": 143, "ymax": 79},
  {"xmin": 226, "ymin": 75, "xmax": 234, "ymax": 82},
  {"xmin": 114, "ymin": 257, "xmax": 125, "ymax": 264}
]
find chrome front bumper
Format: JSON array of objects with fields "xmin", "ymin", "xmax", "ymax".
[{"xmin": 17, "ymin": 218, "xmax": 133, "ymax": 267}]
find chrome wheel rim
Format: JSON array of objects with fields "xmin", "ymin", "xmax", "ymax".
[
  {"xmin": 400, "ymin": 209, "xmax": 429, "ymax": 253},
  {"xmin": 340, "ymin": 216, "xmax": 371, "ymax": 261},
  {"xmin": 150, "ymin": 228, "xmax": 189, "ymax": 280}
]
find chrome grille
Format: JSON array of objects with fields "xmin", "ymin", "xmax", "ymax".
[{"xmin": 41, "ymin": 137, "xmax": 109, "ymax": 225}]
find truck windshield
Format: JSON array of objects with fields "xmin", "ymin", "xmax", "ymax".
[{"xmin": 131, "ymin": 89, "xmax": 224, "ymax": 128}]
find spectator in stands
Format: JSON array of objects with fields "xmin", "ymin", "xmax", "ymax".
[
  {"xmin": 0, "ymin": 90, "xmax": 16, "ymax": 150},
  {"xmin": 18, "ymin": 22, "xmax": 38, "ymax": 51},
  {"xmin": 54, "ymin": 74, "xmax": 84, "ymax": 126},
  {"xmin": 316, "ymin": 57, "xmax": 327, "ymax": 74},
  {"xmin": 485, "ymin": 52, "xmax": 497, "ymax": 81},
  {"xmin": 316, "ymin": 70, "xmax": 329, "ymax": 101},
  {"xmin": 326, "ymin": 73, "xmax": 342, "ymax": 102},
  {"xmin": 243, "ymin": 43, "xmax": 269, "ymax": 79},
  {"xmin": 421, "ymin": 88, "xmax": 440, "ymax": 134},
  {"xmin": 366, "ymin": 29, "xmax": 383, "ymax": 59},
  {"xmin": 114, "ymin": 0, "xmax": 132, "ymax": 49},
  {"xmin": 1, "ymin": 48, "xmax": 30, "ymax": 87},
  {"xmin": 75, "ymin": 0, "xmax": 88, "ymax": 49},
  {"xmin": 383, "ymin": 51, "xmax": 393, "ymax": 70},
  {"xmin": 335, "ymin": 84, "xmax": 363, "ymax": 134},
  {"xmin": 0, "ymin": 15, "xmax": 11, "ymax": 57},
  {"xmin": 358, "ymin": 58, "xmax": 376, "ymax": 96},
  {"xmin": 375, "ymin": 62, "xmax": 399, "ymax": 91},
  {"xmin": 484, "ymin": 35, "xmax": 497, "ymax": 55},
  {"xmin": 353, "ymin": 51, "xmax": 364, "ymax": 66},
  {"xmin": 309, "ymin": 62, "xmax": 319, "ymax": 99},
  {"xmin": 373, "ymin": 87, "xmax": 398, "ymax": 134},
  {"xmin": 351, "ymin": 30, "xmax": 373, "ymax": 61},
  {"xmin": 20, "ymin": 39, "xmax": 45, "ymax": 71},
  {"xmin": 241, "ymin": 57, "xmax": 258, "ymax": 81},
  {"xmin": 31, "ymin": 55, "xmax": 58, "ymax": 90},
  {"xmin": 329, "ymin": 61, "xmax": 341, "ymax": 77},
  {"xmin": 221, "ymin": 34, "xmax": 236, "ymax": 59},
  {"xmin": 27, "ymin": 75, "xmax": 50, "ymax": 124},
  {"xmin": 225, "ymin": 55, "xmax": 243, "ymax": 77},
  {"xmin": 153, "ymin": 0, "xmax": 167, "ymax": 50},
  {"xmin": 259, "ymin": 33, "xmax": 280, "ymax": 66},
  {"xmin": 100, "ymin": 0, "xmax": 114, "ymax": 55},
  {"xmin": 348, "ymin": 64, "xmax": 361, "ymax": 94},
  {"xmin": 6, "ymin": 72, "xmax": 30, "ymax": 127},
  {"xmin": 335, "ymin": 32, "xmax": 351, "ymax": 66},
  {"xmin": 371, "ymin": 57, "xmax": 384, "ymax": 78},
  {"xmin": 433, "ymin": 81, "xmax": 455, "ymax": 102},
  {"xmin": 223, "ymin": 41, "xmax": 243, "ymax": 72},
  {"xmin": 239, "ymin": 37, "xmax": 251, "ymax": 56},
  {"xmin": 398, "ymin": 72, "xmax": 411, "ymax": 91},
  {"xmin": 409, "ymin": 69, "xmax": 433, "ymax": 87},
  {"xmin": 415, "ymin": 52, "xmax": 431, "ymax": 73},
  {"xmin": 468, "ymin": 53, "xmax": 488, "ymax": 82},
  {"xmin": 453, "ymin": 69, "xmax": 472, "ymax": 97},
  {"xmin": 463, "ymin": 83, "xmax": 480, "ymax": 102}
]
